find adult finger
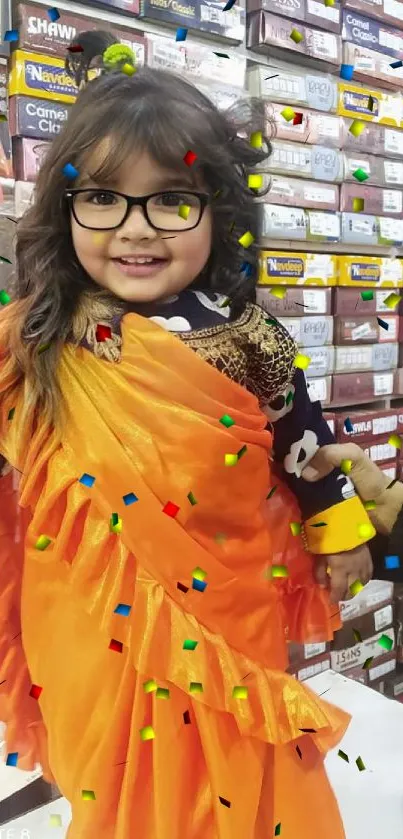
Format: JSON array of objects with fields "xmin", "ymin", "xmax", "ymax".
[{"xmin": 302, "ymin": 443, "xmax": 364, "ymax": 482}]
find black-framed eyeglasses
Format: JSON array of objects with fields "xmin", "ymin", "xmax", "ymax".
[{"xmin": 65, "ymin": 188, "xmax": 210, "ymax": 232}]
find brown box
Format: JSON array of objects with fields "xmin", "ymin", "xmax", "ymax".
[
  {"xmin": 334, "ymin": 343, "xmax": 398, "ymax": 373},
  {"xmin": 263, "ymin": 176, "xmax": 339, "ymax": 211},
  {"xmin": 287, "ymin": 652, "xmax": 331, "ymax": 681},
  {"xmin": 265, "ymin": 102, "xmax": 342, "ymax": 147},
  {"xmin": 256, "ymin": 286, "xmax": 332, "ymax": 316},
  {"xmin": 343, "ymin": 41, "xmax": 403, "ymax": 91},
  {"xmin": 341, "ymin": 118, "xmax": 403, "ymax": 158},
  {"xmin": 332, "ymin": 371, "xmax": 394, "ymax": 404},
  {"xmin": 362, "ymin": 436, "xmax": 398, "ymax": 463},
  {"xmin": 340, "ymin": 183, "xmax": 403, "ymax": 217},
  {"xmin": 330, "ymin": 628, "xmax": 395, "ymax": 673},
  {"xmin": 335, "ymin": 408, "xmax": 399, "ymax": 444},
  {"xmin": 342, "ymin": 662, "xmax": 368, "ymax": 685},
  {"xmin": 278, "ymin": 315, "xmax": 333, "ymax": 346},
  {"xmin": 246, "ymin": 0, "xmax": 341, "ymax": 32},
  {"xmin": 367, "ymin": 652, "xmax": 397, "ymax": 687},
  {"xmin": 15, "ymin": 3, "xmax": 146, "ymax": 63},
  {"xmin": 344, "ymin": 0, "xmax": 403, "ymax": 31},
  {"xmin": 379, "ymin": 668, "xmax": 403, "ymax": 698},
  {"xmin": 333, "ymin": 287, "xmax": 401, "ymax": 316},
  {"xmin": 343, "ymin": 152, "xmax": 403, "ymax": 188},
  {"xmin": 246, "ymin": 11, "xmax": 341, "ymax": 70},
  {"xmin": 263, "ymin": 140, "xmax": 344, "ymax": 182},
  {"xmin": 334, "ymin": 315, "xmax": 399, "ymax": 344},
  {"xmin": 394, "ymin": 367, "xmax": 403, "ymax": 394},
  {"xmin": 332, "ymin": 600, "xmax": 393, "ymax": 651},
  {"xmin": 12, "ymin": 137, "xmax": 50, "ymax": 181},
  {"xmin": 287, "ymin": 640, "xmax": 331, "ymax": 665}
]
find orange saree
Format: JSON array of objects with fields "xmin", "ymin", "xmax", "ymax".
[{"xmin": 0, "ymin": 311, "xmax": 350, "ymax": 838}]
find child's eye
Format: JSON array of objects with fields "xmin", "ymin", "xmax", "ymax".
[
  {"xmin": 84, "ymin": 191, "xmax": 117, "ymax": 206},
  {"xmin": 153, "ymin": 192, "xmax": 196, "ymax": 208}
]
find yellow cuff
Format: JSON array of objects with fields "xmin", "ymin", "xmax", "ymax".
[{"xmin": 303, "ymin": 496, "xmax": 376, "ymax": 554}]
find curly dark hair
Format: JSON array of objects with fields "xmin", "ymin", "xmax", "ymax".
[{"xmin": 1, "ymin": 30, "xmax": 272, "ymax": 432}]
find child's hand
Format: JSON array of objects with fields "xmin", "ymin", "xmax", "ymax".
[{"xmin": 314, "ymin": 544, "xmax": 373, "ymax": 604}]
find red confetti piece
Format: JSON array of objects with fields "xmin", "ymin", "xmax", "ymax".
[
  {"xmin": 219, "ymin": 796, "xmax": 231, "ymax": 808},
  {"xmin": 29, "ymin": 684, "xmax": 43, "ymax": 700},
  {"xmin": 95, "ymin": 324, "xmax": 112, "ymax": 342},
  {"xmin": 293, "ymin": 112, "xmax": 303, "ymax": 125},
  {"xmin": 296, "ymin": 745, "xmax": 302, "ymax": 759},
  {"xmin": 183, "ymin": 710, "xmax": 191, "ymax": 724},
  {"xmin": 177, "ymin": 582, "xmax": 189, "ymax": 593},
  {"xmin": 183, "ymin": 150, "xmax": 197, "ymax": 167},
  {"xmin": 109, "ymin": 639, "xmax": 123, "ymax": 653},
  {"xmin": 163, "ymin": 501, "xmax": 180, "ymax": 518},
  {"xmin": 67, "ymin": 44, "xmax": 84, "ymax": 52}
]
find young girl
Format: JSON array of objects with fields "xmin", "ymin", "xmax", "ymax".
[{"xmin": 0, "ymin": 31, "xmax": 374, "ymax": 839}]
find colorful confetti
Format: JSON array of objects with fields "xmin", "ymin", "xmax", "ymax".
[
  {"xmin": 250, "ymin": 131, "xmax": 263, "ymax": 148},
  {"xmin": 121, "ymin": 62, "xmax": 136, "ymax": 76},
  {"xmin": 294, "ymin": 353, "xmax": 311, "ymax": 370},
  {"xmin": 240, "ymin": 261, "xmax": 253, "ymax": 277},
  {"xmin": 266, "ymin": 485, "xmax": 278, "ymax": 500},
  {"xmin": 290, "ymin": 522, "xmax": 301, "ymax": 536},
  {"xmin": 183, "ymin": 710, "xmax": 191, "ymax": 724},
  {"xmin": 238, "ymin": 231, "xmax": 254, "ymax": 248},
  {"xmin": 285, "ymin": 389, "xmax": 294, "ymax": 406},
  {"xmin": 363, "ymin": 500, "xmax": 376, "ymax": 511},
  {"xmin": 367, "ymin": 95, "xmax": 375, "ymax": 112},
  {"xmin": 0, "ymin": 255, "xmax": 12, "ymax": 263},
  {"xmin": 232, "ymin": 685, "xmax": 248, "ymax": 699},
  {"xmin": 29, "ymin": 684, "xmax": 43, "ymax": 700},
  {"xmin": 225, "ymin": 453, "xmax": 238, "ymax": 466},
  {"xmin": 189, "ymin": 682, "xmax": 203, "ymax": 694},
  {"xmin": 349, "ymin": 578, "xmax": 364, "ymax": 597},
  {"xmin": 383, "ymin": 292, "xmax": 401, "ymax": 309},
  {"xmin": 4, "ymin": 29, "xmax": 19, "ymax": 42},
  {"xmin": 156, "ymin": 687, "xmax": 170, "ymax": 699},
  {"xmin": 219, "ymin": 796, "xmax": 231, "ymax": 808},
  {"xmin": 183, "ymin": 150, "xmax": 197, "ymax": 167},
  {"xmin": 352, "ymin": 629, "xmax": 362, "ymax": 643},
  {"xmin": 140, "ymin": 725, "xmax": 155, "ymax": 741},
  {"xmin": 187, "ymin": 491, "xmax": 198, "ymax": 506},
  {"xmin": 143, "ymin": 679, "xmax": 158, "ymax": 693},
  {"xmin": 293, "ymin": 112, "xmax": 303, "ymax": 125},
  {"xmin": 7, "ymin": 408, "xmax": 15, "ymax": 421},
  {"xmin": 388, "ymin": 434, "xmax": 402, "ymax": 449},
  {"xmin": 114, "ymin": 603, "xmax": 131, "ymax": 616},
  {"xmin": 271, "ymin": 565, "xmax": 289, "ymax": 578},
  {"xmin": 6, "ymin": 752, "xmax": 18, "ymax": 767},
  {"xmin": 220, "ymin": 413, "xmax": 235, "ymax": 428},
  {"xmin": 109, "ymin": 639, "xmax": 123, "ymax": 653},
  {"xmin": 290, "ymin": 28, "xmax": 303, "ymax": 43},
  {"xmin": 0, "ymin": 290, "xmax": 11, "ymax": 305},
  {"xmin": 248, "ymin": 173, "xmax": 263, "ymax": 189},
  {"xmin": 384, "ymin": 555, "xmax": 400, "ymax": 570},
  {"xmin": 281, "ymin": 106, "xmax": 296, "ymax": 122},
  {"xmin": 340, "ymin": 64, "xmax": 354, "ymax": 81},
  {"xmin": 352, "ymin": 197, "xmax": 364, "ymax": 212},
  {"xmin": 361, "ymin": 289, "xmax": 374, "ymax": 301},
  {"xmin": 47, "ymin": 7, "xmax": 60, "ymax": 21},
  {"xmin": 183, "ymin": 639, "xmax": 198, "ymax": 650},
  {"xmin": 349, "ymin": 119, "xmax": 365, "ymax": 138},
  {"xmin": 237, "ymin": 444, "xmax": 247, "ymax": 459},
  {"xmin": 344, "ymin": 417, "xmax": 354, "ymax": 432},
  {"xmin": 110, "ymin": 513, "xmax": 122, "ymax": 533},
  {"xmin": 358, "ymin": 522, "xmax": 373, "ymax": 539},
  {"xmin": 274, "ymin": 824, "xmax": 282, "ymax": 836},
  {"xmin": 163, "ymin": 501, "xmax": 180, "ymax": 518},
  {"xmin": 49, "ymin": 815, "xmax": 63, "ymax": 827},
  {"xmin": 223, "ymin": 0, "xmax": 237, "ymax": 9},
  {"xmin": 270, "ymin": 286, "xmax": 287, "ymax": 299},
  {"xmin": 390, "ymin": 59, "xmax": 403, "ymax": 69},
  {"xmin": 175, "ymin": 27, "xmax": 187, "ymax": 41},
  {"xmin": 35, "ymin": 535, "xmax": 52, "ymax": 551},
  {"xmin": 296, "ymin": 745, "xmax": 302, "ymax": 759},
  {"xmin": 81, "ymin": 790, "xmax": 96, "ymax": 800},
  {"xmin": 122, "ymin": 492, "xmax": 138, "ymax": 505},
  {"xmin": 340, "ymin": 459, "xmax": 352, "ymax": 475},
  {"xmin": 177, "ymin": 582, "xmax": 189, "ymax": 593},
  {"xmin": 63, "ymin": 162, "xmax": 79, "ymax": 179},
  {"xmin": 192, "ymin": 577, "xmax": 207, "ymax": 592},
  {"xmin": 356, "ymin": 756, "xmax": 366, "ymax": 771},
  {"xmin": 377, "ymin": 317, "xmax": 389, "ymax": 330},
  {"xmin": 338, "ymin": 749, "xmax": 349, "ymax": 762},
  {"xmin": 353, "ymin": 167, "xmax": 369, "ymax": 182},
  {"xmin": 362, "ymin": 656, "xmax": 374, "ymax": 670},
  {"xmin": 79, "ymin": 473, "xmax": 96, "ymax": 488},
  {"xmin": 378, "ymin": 633, "xmax": 393, "ymax": 652},
  {"xmin": 178, "ymin": 204, "xmax": 191, "ymax": 220}
]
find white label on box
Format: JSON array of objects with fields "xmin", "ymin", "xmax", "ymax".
[
  {"xmin": 308, "ymin": 211, "xmax": 339, "ymax": 237},
  {"xmin": 304, "ymin": 642, "xmax": 326, "ymax": 659},
  {"xmin": 336, "ymin": 346, "xmax": 371, "ymax": 369},
  {"xmin": 330, "ymin": 628, "xmax": 395, "ymax": 672},
  {"xmin": 385, "ymin": 0, "xmax": 403, "ymax": 18},
  {"xmin": 374, "ymin": 372, "xmax": 394, "ymax": 395},
  {"xmin": 298, "ymin": 658, "xmax": 331, "ymax": 681},
  {"xmin": 381, "ymin": 259, "xmax": 403, "ymax": 282},
  {"xmin": 304, "ymin": 186, "xmax": 336, "ymax": 204},
  {"xmin": 312, "ymin": 31, "xmax": 338, "ymax": 60},
  {"xmin": 269, "ymin": 177, "xmax": 295, "ymax": 197},
  {"xmin": 305, "ymin": 254, "xmax": 334, "ymax": 279},
  {"xmin": 383, "ymin": 318, "xmax": 397, "ymax": 341},
  {"xmin": 366, "ymin": 442, "xmax": 396, "ymax": 461},
  {"xmin": 383, "ymin": 189, "xmax": 403, "ymax": 213},
  {"xmin": 350, "ymin": 216, "xmax": 374, "ymax": 235},
  {"xmin": 266, "ymin": 205, "xmax": 306, "ymax": 232},
  {"xmin": 303, "ymin": 289, "xmax": 327, "ymax": 312},
  {"xmin": 368, "ymin": 656, "xmax": 396, "ymax": 682},
  {"xmin": 374, "ymin": 604, "xmax": 393, "ymax": 632},
  {"xmin": 355, "ymin": 54, "xmax": 376, "ymax": 72},
  {"xmin": 379, "ymin": 95, "xmax": 403, "ymax": 123},
  {"xmin": 316, "ymin": 114, "xmax": 340, "ymax": 140},
  {"xmin": 261, "ymin": 69, "xmax": 305, "ymax": 101},
  {"xmin": 351, "ymin": 322, "xmax": 374, "ymax": 340},
  {"xmin": 372, "ymin": 414, "xmax": 397, "ymax": 435},
  {"xmin": 384, "ymin": 160, "xmax": 403, "ymax": 184},
  {"xmin": 379, "ymin": 216, "xmax": 403, "ymax": 242},
  {"xmin": 376, "ymin": 288, "xmax": 399, "ymax": 309},
  {"xmin": 279, "ymin": 318, "xmax": 301, "ymax": 342},
  {"xmin": 384, "ymin": 129, "xmax": 403, "ymax": 156},
  {"xmin": 307, "ymin": 0, "xmax": 339, "ymax": 20},
  {"xmin": 348, "ymin": 157, "xmax": 371, "ymax": 176},
  {"xmin": 307, "ymin": 377, "xmax": 327, "ymax": 402},
  {"xmin": 271, "ymin": 145, "xmax": 311, "ymax": 173},
  {"xmin": 326, "ymin": 418, "xmax": 335, "ymax": 434},
  {"xmin": 382, "ymin": 465, "xmax": 397, "ymax": 479}
]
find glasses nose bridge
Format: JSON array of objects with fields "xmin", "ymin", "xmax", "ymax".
[{"xmin": 122, "ymin": 194, "xmax": 152, "ymax": 230}]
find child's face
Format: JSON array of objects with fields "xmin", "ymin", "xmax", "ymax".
[{"xmin": 70, "ymin": 141, "xmax": 213, "ymax": 303}]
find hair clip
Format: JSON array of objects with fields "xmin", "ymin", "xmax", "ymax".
[{"xmin": 102, "ymin": 44, "xmax": 137, "ymax": 75}]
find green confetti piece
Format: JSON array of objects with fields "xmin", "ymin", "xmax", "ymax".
[
  {"xmin": 237, "ymin": 444, "xmax": 247, "ymax": 459},
  {"xmin": 140, "ymin": 725, "xmax": 155, "ymax": 741},
  {"xmin": 156, "ymin": 687, "xmax": 170, "ymax": 699},
  {"xmin": 356, "ymin": 756, "xmax": 366, "ymax": 771},
  {"xmin": 183, "ymin": 639, "xmax": 198, "ymax": 650},
  {"xmin": 143, "ymin": 679, "xmax": 158, "ymax": 693},
  {"xmin": 353, "ymin": 629, "xmax": 362, "ymax": 643},
  {"xmin": 361, "ymin": 290, "xmax": 374, "ymax": 301},
  {"xmin": 352, "ymin": 167, "xmax": 369, "ymax": 182},
  {"xmin": 81, "ymin": 789, "xmax": 96, "ymax": 800},
  {"xmin": 265, "ymin": 317, "xmax": 277, "ymax": 326},
  {"xmin": 38, "ymin": 342, "xmax": 51, "ymax": 354},
  {"xmin": 220, "ymin": 413, "xmax": 235, "ymax": 428},
  {"xmin": 232, "ymin": 685, "xmax": 248, "ymax": 699},
  {"xmin": 7, "ymin": 407, "xmax": 15, "ymax": 421},
  {"xmin": 219, "ymin": 297, "xmax": 230, "ymax": 308},
  {"xmin": 285, "ymin": 389, "xmax": 294, "ymax": 406},
  {"xmin": 290, "ymin": 521, "xmax": 301, "ymax": 536},
  {"xmin": 338, "ymin": 749, "xmax": 349, "ymax": 762},
  {"xmin": 0, "ymin": 290, "xmax": 11, "ymax": 305},
  {"xmin": 349, "ymin": 578, "xmax": 364, "ymax": 597},
  {"xmin": 189, "ymin": 681, "xmax": 203, "ymax": 694},
  {"xmin": 0, "ymin": 256, "xmax": 11, "ymax": 264},
  {"xmin": 187, "ymin": 491, "xmax": 198, "ymax": 506},
  {"xmin": 364, "ymin": 500, "xmax": 376, "ymax": 511},
  {"xmin": 109, "ymin": 513, "xmax": 122, "ymax": 533},
  {"xmin": 266, "ymin": 485, "xmax": 277, "ymax": 500},
  {"xmin": 310, "ymin": 521, "xmax": 327, "ymax": 528},
  {"xmin": 275, "ymin": 824, "xmax": 282, "ymax": 836},
  {"xmin": 362, "ymin": 656, "xmax": 374, "ymax": 670},
  {"xmin": 378, "ymin": 633, "xmax": 393, "ymax": 652},
  {"xmin": 271, "ymin": 564, "xmax": 289, "ymax": 578},
  {"xmin": 35, "ymin": 535, "xmax": 52, "ymax": 551}
]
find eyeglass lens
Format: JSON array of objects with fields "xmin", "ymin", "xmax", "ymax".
[{"xmin": 72, "ymin": 190, "xmax": 202, "ymax": 231}]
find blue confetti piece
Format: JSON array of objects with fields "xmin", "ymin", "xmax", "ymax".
[
  {"xmin": 377, "ymin": 317, "xmax": 389, "ymax": 330},
  {"xmin": 63, "ymin": 162, "xmax": 79, "ymax": 180},
  {"xmin": 192, "ymin": 578, "xmax": 207, "ymax": 592},
  {"xmin": 79, "ymin": 473, "xmax": 95, "ymax": 488},
  {"xmin": 176, "ymin": 27, "xmax": 188, "ymax": 41},
  {"xmin": 344, "ymin": 417, "xmax": 353, "ymax": 433},
  {"xmin": 385, "ymin": 555, "xmax": 400, "ymax": 570},
  {"xmin": 114, "ymin": 603, "xmax": 132, "ymax": 616},
  {"xmin": 390, "ymin": 60, "xmax": 403, "ymax": 69},
  {"xmin": 340, "ymin": 64, "xmax": 354, "ymax": 81},
  {"xmin": 240, "ymin": 261, "xmax": 253, "ymax": 277},
  {"xmin": 6, "ymin": 752, "xmax": 18, "ymax": 767},
  {"xmin": 47, "ymin": 7, "xmax": 60, "ymax": 21},
  {"xmin": 223, "ymin": 0, "xmax": 237, "ymax": 9},
  {"xmin": 4, "ymin": 29, "xmax": 19, "ymax": 42},
  {"xmin": 123, "ymin": 492, "xmax": 138, "ymax": 506}
]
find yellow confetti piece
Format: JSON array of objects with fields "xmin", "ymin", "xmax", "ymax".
[
  {"xmin": 248, "ymin": 173, "xmax": 263, "ymax": 189},
  {"xmin": 192, "ymin": 566, "xmax": 207, "ymax": 581},
  {"xmin": 81, "ymin": 790, "xmax": 96, "ymax": 800},
  {"xmin": 35, "ymin": 534, "xmax": 52, "ymax": 551},
  {"xmin": 250, "ymin": 131, "xmax": 263, "ymax": 148},
  {"xmin": 140, "ymin": 725, "xmax": 155, "ymax": 741},
  {"xmin": 143, "ymin": 679, "xmax": 158, "ymax": 693},
  {"xmin": 294, "ymin": 353, "xmax": 311, "ymax": 370},
  {"xmin": 270, "ymin": 286, "xmax": 287, "ymax": 299},
  {"xmin": 271, "ymin": 564, "xmax": 289, "ymax": 578},
  {"xmin": 225, "ymin": 453, "xmax": 238, "ymax": 466},
  {"xmin": 340, "ymin": 459, "xmax": 352, "ymax": 475},
  {"xmin": 349, "ymin": 119, "xmax": 366, "ymax": 137},
  {"xmin": 364, "ymin": 500, "xmax": 376, "ymax": 511},
  {"xmin": 92, "ymin": 232, "xmax": 106, "ymax": 244},
  {"xmin": 290, "ymin": 28, "xmax": 303, "ymax": 43},
  {"xmin": 121, "ymin": 62, "xmax": 136, "ymax": 76},
  {"xmin": 110, "ymin": 513, "xmax": 122, "ymax": 533},
  {"xmin": 349, "ymin": 579, "xmax": 364, "ymax": 597},
  {"xmin": 189, "ymin": 682, "xmax": 203, "ymax": 694},
  {"xmin": 280, "ymin": 106, "xmax": 296, "ymax": 122},
  {"xmin": 232, "ymin": 685, "xmax": 248, "ymax": 699},
  {"xmin": 352, "ymin": 197, "xmax": 364, "ymax": 212},
  {"xmin": 383, "ymin": 292, "xmax": 401, "ymax": 310},
  {"xmin": 49, "ymin": 814, "xmax": 63, "ymax": 827},
  {"xmin": 358, "ymin": 522, "xmax": 374, "ymax": 539},
  {"xmin": 178, "ymin": 204, "xmax": 191, "ymax": 220},
  {"xmin": 238, "ymin": 231, "xmax": 254, "ymax": 248},
  {"xmin": 156, "ymin": 687, "xmax": 170, "ymax": 699},
  {"xmin": 388, "ymin": 433, "xmax": 402, "ymax": 449},
  {"xmin": 290, "ymin": 522, "xmax": 301, "ymax": 536}
]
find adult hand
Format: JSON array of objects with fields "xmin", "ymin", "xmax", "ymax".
[
  {"xmin": 302, "ymin": 442, "xmax": 403, "ymax": 535},
  {"xmin": 314, "ymin": 545, "xmax": 373, "ymax": 604}
]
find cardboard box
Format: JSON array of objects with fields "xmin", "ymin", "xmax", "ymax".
[
  {"xmin": 340, "ymin": 183, "xmax": 403, "ymax": 217},
  {"xmin": 306, "ymin": 375, "xmax": 332, "ymax": 405},
  {"xmin": 263, "ymin": 176, "xmax": 339, "ymax": 211},
  {"xmin": 14, "ymin": 3, "xmax": 146, "ymax": 63},
  {"xmin": 334, "ymin": 343, "xmax": 398, "ymax": 372},
  {"xmin": 304, "ymin": 345, "xmax": 335, "ymax": 377},
  {"xmin": 338, "ymin": 256, "xmax": 403, "ymax": 287},
  {"xmin": 342, "ymin": 8, "xmax": 403, "ymax": 59},
  {"xmin": 8, "ymin": 95, "xmax": 70, "ymax": 140},
  {"xmin": 343, "ymin": 151, "xmax": 403, "ymax": 188},
  {"xmin": 342, "ymin": 662, "xmax": 368, "ymax": 685},
  {"xmin": 247, "ymin": 63, "xmax": 338, "ymax": 110},
  {"xmin": 340, "ymin": 579, "xmax": 394, "ymax": 621},
  {"xmin": 80, "ymin": 0, "xmax": 139, "ymax": 10},
  {"xmin": 330, "ymin": 627, "xmax": 395, "ymax": 673},
  {"xmin": 394, "ymin": 367, "xmax": 403, "ymax": 394},
  {"xmin": 12, "ymin": 136, "xmax": 50, "ymax": 181},
  {"xmin": 258, "ymin": 251, "xmax": 338, "ymax": 286},
  {"xmin": 333, "ymin": 287, "xmax": 401, "ymax": 315},
  {"xmin": 265, "ymin": 102, "xmax": 342, "ymax": 147},
  {"xmin": 139, "ymin": 0, "xmax": 245, "ymax": 42},
  {"xmin": 260, "ymin": 205, "xmax": 341, "ymax": 241},
  {"xmin": 343, "ymin": 42, "xmax": 403, "ymax": 91},
  {"xmin": 341, "ymin": 213, "xmax": 403, "ymax": 246},
  {"xmin": 288, "ymin": 652, "xmax": 331, "ymax": 680},
  {"xmin": 256, "ymin": 286, "xmax": 332, "ymax": 316},
  {"xmin": 344, "ymin": 0, "xmax": 403, "ymax": 32},
  {"xmin": 263, "ymin": 140, "xmax": 344, "ymax": 182},
  {"xmin": 9, "ymin": 50, "xmax": 99, "ymax": 104},
  {"xmin": 337, "ymin": 81, "xmax": 403, "ymax": 126},
  {"xmin": 145, "ymin": 33, "xmax": 246, "ymax": 89},
  {"xmin": 246, "ymin": 11, "xmax": 341, "ymax": 70},
  {"xmin": 363, "ymin": 436, "xmax": 399, "ymax": 462},
  {"xmin": 379, "ymin": 669, "xmax": 403, "ymax": 698},
  {"xmin": 287, "ymin": 640, "xmax": 331, "ymax": 665},
  {"xmin": 246, "ymin": 0, "xmax": 341, "ymax": 32},
  {"xmin": 332, "ymin": 600, "xmax": 393, "ymax": 650},
  {"xmin": 335, "ymin": 408, "xmax": 399, "ymax": 444},
  {"xmin": 333, "ymin": 315, "xmax": 398, "ymax": 344},
  {"xmin": 332, "ymin": 370, "xmax": 394, "ymax": 403},
  {"xmin": 368, "ymin": 652, "xmax": 397, "ymax": 688},
  {"xmin": 277, "ymin": 315, "xmax": 333, "ymax": 346},
  {"xmin": 341, "ymin": 118, "xmax": 403, "ymax": 159}
]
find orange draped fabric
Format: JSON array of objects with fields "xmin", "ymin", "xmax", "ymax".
[{"xmin": 0, "ymin": 312, "xmax": 350, "ymax": 838}]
